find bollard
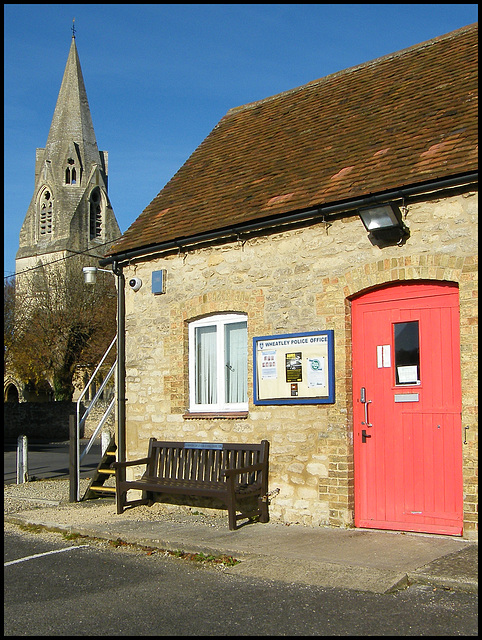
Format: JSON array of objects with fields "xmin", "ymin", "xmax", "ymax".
[
  {"xmin": 69, "ymin": 415, "xmax": 79, "ymax": 502},
  {"xmin": 16, "ymin": 435, "xmax": 28, "ymax": 483}
]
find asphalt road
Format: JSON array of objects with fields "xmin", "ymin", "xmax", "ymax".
[
  {"xmin": 4, "ymin": 439, "xmax": 102, "ymax": 484},
  {"xmin": 4, "ymin": 527, "xmax": 478, "ymax": 636}
]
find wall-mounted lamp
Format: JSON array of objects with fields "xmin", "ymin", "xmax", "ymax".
[
  {"xmin": 82, "ymin": 266, "xmax": 112, "ymax": 284},
  {"xmin": 358, "ymin": 203, "xmax": 409, "ymax": 244}
]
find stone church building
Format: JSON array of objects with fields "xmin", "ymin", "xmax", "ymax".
[
  {"xmin": 105, "ymin": 24, "xmax": 477, "ymax": 536},
  {"xmin": 5, "ymin": 34, "xmax": 121, "ymax": 405}
]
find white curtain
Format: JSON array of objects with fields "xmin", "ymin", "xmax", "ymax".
[
  {"xmin": 225, "ymin": 322, "xmax": 248, "ymax": 403},
  {"xmin": 195, "ymin": 326, "xmax": 217, "ymax": 404}
]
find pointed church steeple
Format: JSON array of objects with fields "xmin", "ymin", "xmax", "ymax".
[
  {"xmin": 16, "ymin": 34, "xmax": 120, "ymax": 273},
  {"xmin": 44, "ymin": 36, "xmax": 100, "ymax": 177}
]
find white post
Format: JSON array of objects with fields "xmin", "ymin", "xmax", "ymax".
[
  {"xmin": 101, "ymin": 429, "xmax": 110, "ymax": 456},
  {"xmin": 16, "ymin": 435, "xmax": 28, "ymax": 484}
]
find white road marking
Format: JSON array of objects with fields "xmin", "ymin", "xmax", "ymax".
[{"xmin": 4, "ymin": 545, "xmax": 89, "ymax": 566}]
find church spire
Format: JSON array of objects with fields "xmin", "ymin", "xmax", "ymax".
[
  {"xmin": 44, "ymin": 34, "xmax": 99, "ymax": 172},
  {"xmin": 15, "ymin": 35, "xmax": 120, "ymax": 272}
]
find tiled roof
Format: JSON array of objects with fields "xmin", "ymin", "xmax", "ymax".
[{"xmin": 108, "ymin": 23, "xmax": 478, "ymax": 257}]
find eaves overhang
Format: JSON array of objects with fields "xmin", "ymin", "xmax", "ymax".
[{"xmin": 100, "ymin": 171, "xmax": 478, "ymax": 268}]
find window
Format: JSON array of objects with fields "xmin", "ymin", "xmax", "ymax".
[
  {"xmin": 38, "ymin": 189, "xmax": 53, "ymax": 235},
  {"xmin": 189, "ymin": 313, "xmax": 248, "ymax": 412},
  {"xmin": 89, "ymin": 187, "xmax": 103, "ymax": 239},
  {"xmin": 394, "ymin": 321, "xmax": 420, "ymax": 385},
  {"xmin": 65, "ymin": 158, "xmax": 77, "ymax": 184}
]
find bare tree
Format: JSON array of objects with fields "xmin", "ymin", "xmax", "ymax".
[
  {"xmin": 7, "ymin": 256, "xmax": 117, "ymax": 401},
  {"xmin": 4, "ymin": 276, "xmax": 16, "ymax": 376}
]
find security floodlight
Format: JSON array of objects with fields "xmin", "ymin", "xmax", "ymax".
[{"xmin": 358, "ymin": 203, "xmax": 409, "ymax": 244}]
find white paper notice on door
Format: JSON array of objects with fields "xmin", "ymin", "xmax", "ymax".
[
  {"xmin": 397, "ymin": 365, "xmax": 418, "ymax": 384},
  {"xmin": 377, "ymin": 345, "xmax": 391, "ymax": 368}
]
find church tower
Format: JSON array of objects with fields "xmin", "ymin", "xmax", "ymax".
[{"xmin": 15, "ymin": 33, "xmax": 120, "ymax": 275}]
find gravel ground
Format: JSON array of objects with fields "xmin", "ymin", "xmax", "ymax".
[
  {"xmin": 4, "ymin": 477, "xmax": 230, "ymax": 530},
  {"xmin": 4, "ymin": 478, "xmax": 91, "ymax": 512}
]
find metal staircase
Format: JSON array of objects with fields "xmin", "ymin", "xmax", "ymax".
[
  {"xmin": 82, "ymin": 437, "xmax": 117, "ymax": 500},
  {"xmin": 73, "ymin": 336, "xmax": 117, "ymax": 501}
]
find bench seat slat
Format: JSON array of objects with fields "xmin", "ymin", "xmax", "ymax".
[
  {"xmin": 120, "ymin": 476, "xmax": 262, "ymax": 496},
  {"xmin": 127, "ymin": 477, "xmax": 226, "ymax": 494}
]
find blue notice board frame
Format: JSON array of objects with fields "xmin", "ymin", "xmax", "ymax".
[{"xmin": 253, "ymin": 330, "xmax": 335, "ymax": 405}]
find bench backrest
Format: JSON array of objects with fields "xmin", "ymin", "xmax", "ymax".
[{"xmin": 146, "ymin": 439, "xmax": 269, "ymax": 485}]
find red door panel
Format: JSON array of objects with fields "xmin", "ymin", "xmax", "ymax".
[{"xmin": 352, "ymin": 283, "xmax": 463, "ymax": 535}]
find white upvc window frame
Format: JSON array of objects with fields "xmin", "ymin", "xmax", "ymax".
[{"xmin": 188, "ymin": 313, "xmax": 248, "ymax": 413}]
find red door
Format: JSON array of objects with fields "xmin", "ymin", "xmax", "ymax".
[{"xmin": 352, "ymin": 282, "xmax": 463, "ymax": 535}]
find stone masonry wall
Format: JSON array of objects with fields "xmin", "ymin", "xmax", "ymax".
[
  {"xmin": 4, "ymin": 402, "xmax": 76, "ymax": 441},
  {"xmin": 121, "ymin": 191, "xmax": 477, "ymax": 535}
]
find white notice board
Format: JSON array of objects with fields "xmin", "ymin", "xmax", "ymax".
[{"xmin": 253, "ymin": 330, "xmax": 335, "ymax": 404}]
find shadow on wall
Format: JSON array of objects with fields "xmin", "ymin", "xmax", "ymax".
[{"xmin": 4, "ymin": 402, "xmax": 80, "ymax": 442}]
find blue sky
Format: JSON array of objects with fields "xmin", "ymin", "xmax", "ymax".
[{"xmin": 4, "ymin": 4, "xmax": 478, "ymax": 278}]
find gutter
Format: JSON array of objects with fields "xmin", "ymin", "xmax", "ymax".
[{"xmin": 100, "ymin": 171, "xmax": 478, "ymax": 267}]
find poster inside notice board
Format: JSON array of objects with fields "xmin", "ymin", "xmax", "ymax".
[{"xmin": 253, "ymin": 330, "xmax": 335, "ymax": 404}]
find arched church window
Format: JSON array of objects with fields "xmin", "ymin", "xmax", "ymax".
[
  {"xmin": 5, "ymin": 383, "xmax": 19, "ymax": 403},
  {"xmin": 89, "ymin": 187, "xmax": 103, "ymax": 239},
  {"xmin": 38, "ymin": 189, "xmax": 53, "ymax": 235},
  {"xmin": 65, "ymin": 158, "xmax": 77, "ymax": 185}
]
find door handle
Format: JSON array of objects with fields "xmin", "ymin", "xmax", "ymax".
[
  {"xmin": 360, "ymin": 387, "xmax": 373, "ymax": 427},
  {"xmin": 363, "ymin": 400, "xmax": 373, "ymax": 427},
  {"xmin": 361, "ymin": 429, "xmax": 371, "ymax": 443}
]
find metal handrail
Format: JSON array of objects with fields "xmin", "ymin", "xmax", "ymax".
[
  {"xmin": 75, "ymin": 335, "xmax": 117, "ymax": 501},
  {"xmin": 76, "ymin": 335, "xmax": 117, "ymax": 434},
  {"xmin": 80, "ymin": 396, "xmax": 115, "ymax": 460},
  {"xmin": 78, "ymin": 361, "xmax": 116, "ymax": 432}
]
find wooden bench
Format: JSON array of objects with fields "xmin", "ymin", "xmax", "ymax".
[{"xmin": 113, "ymin": 439, "xmax": 270, "ymax": 530}]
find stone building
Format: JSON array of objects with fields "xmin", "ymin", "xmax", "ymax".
[
  {"xmin": 103, "ymin": 24, "xmax": 478, "ymax": 537},
  {"xmin": 5, "ymin": 34, "xmax": 121, "ymax": 407}
]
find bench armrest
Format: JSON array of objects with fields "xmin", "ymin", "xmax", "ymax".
[
  {"xmin": 221, "ymin": 462, "xmax": 266, "ymax": 478},
  {"xmin": 113, "ymin": 457, "xmax": 151, "ymax": 470}
]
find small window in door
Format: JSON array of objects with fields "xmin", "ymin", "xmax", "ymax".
[{"xmin": 394, "ymin": 321, "xmax": 420, "ymax": 385}]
